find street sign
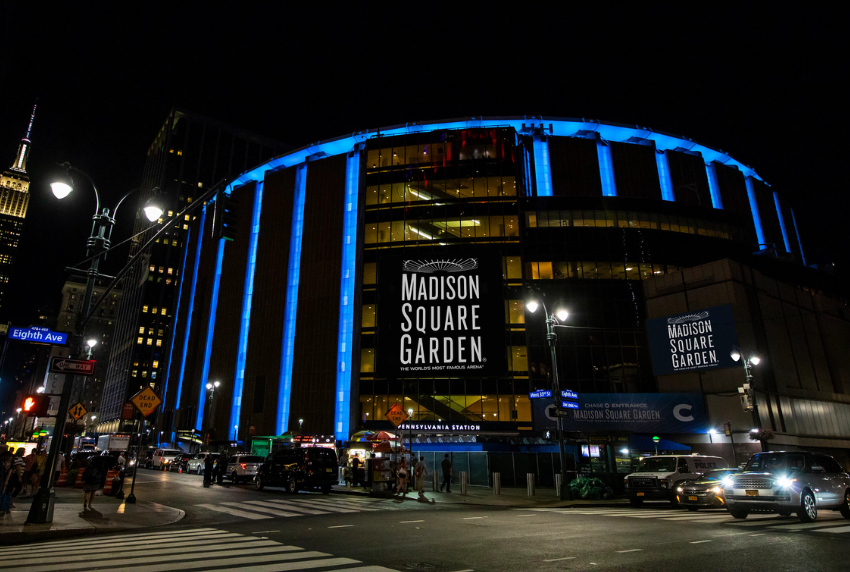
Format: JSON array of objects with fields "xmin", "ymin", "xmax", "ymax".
[
  {"xmin": 561, "ymin": 389, "xmax": 578, "ymax": 400},
  {"xmin": 68, "ymin": 402, "xmax": 88, "ymax": 421},
  {"xmin": 9, "ymin": 326, "xmax": 69, "ymax": 345},
  {"xmin": 385, "ymin": 402, "xmax": 409, "ymax": 427},
  {"xmin": 121, "ymin": 402, "xmax": 135, "ymax": 420},
  {"xmin": 554, "ymin": 409, "xmax": 571, "ymax": 417},
  {"xmin": 561, "ymin": 400, "xmax": 579, "ymax": 410},
  {"xmin": 529, "ymin": 389, "xmax": 553, "ymax": 399},
  {"xmin": 49, "ymin": 357, "xmax": 96, "ymax": 376},
  {"xmin": 130, "ymin": 386, "xmax": 163, "ymax": 417}
]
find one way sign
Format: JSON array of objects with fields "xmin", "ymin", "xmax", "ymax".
[{"xmin": 49, "ymin": 357, "xmax": 96, "ymax": 377}]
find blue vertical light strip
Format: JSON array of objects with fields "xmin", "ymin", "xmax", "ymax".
[
  {"xmin": 791, "ymin": 209, "xmax": 807, "ymax": 266},
  {"xmin": 230, "ymin": 181, "xmax": 264, "ymax": 439},
  {"xmin": 162, "ymin": 220, "xmax": 192, "ymax": 413},
  {"xmin": 195, "ymin": 230, "xmax": 226, "ymax": 430},
  {"xmin": 531, "ymin": 137, "xmax": 553, "ymax": 196},
  {"xmin": 596, "ymin": 140, "xmax": 617, "ymax": 197},
  {"xmin": 333, "ymin": 152, "xmax": 360, "ymax": 441},
  {"xmin": 277, "ymin": 163, "xmax": 308, "ymax": 435},
  {"xmin": 744, "ymin": 176, "xmax": 766, "ymax": 250},
  {"xmin": 175, "ymin": 207, "xmax": 206, "ymax": 410},
  {"xmin": 705, "ymin": 162, "xmax": 723, "ymax": 209},
  {"xmin": 772, "ymin": 192, "xmax": 791, "ymax": 253},
  {"xmin": 655, "ymin": 150, "xmax": 674, "ymax": 202}
]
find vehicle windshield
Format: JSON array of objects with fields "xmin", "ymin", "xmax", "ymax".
[
  {"xmin": 745, "ymin": 453, "xmax": 805, "ymax": 474},
  {"xmin": 240, "ymin": 456, "xmax": 265, "ymax": 463},
  {"xmin": 699, "ymin": 469, "xmax": 738, "ymax": 481},
  {"xmin": 636, "ymin": 457, "xmax": 677, "ymax": 473}
]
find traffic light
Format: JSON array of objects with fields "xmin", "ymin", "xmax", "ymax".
[
  {"xmin": 22, "ymin": 394, "xmax": 49, "ymax": 417},
  {"xmin": 212, "ymin": 192, "xmax": 239, "ymax": 242}
]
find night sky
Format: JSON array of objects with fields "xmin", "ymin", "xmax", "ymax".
[{"xmin": 1, "ymin": 4, "xmax": 848, "ymax": 407}]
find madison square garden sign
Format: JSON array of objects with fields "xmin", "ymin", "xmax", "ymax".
[{"xmin": 376, "ymin": 252, "xmax": 506, "ymax": 377}]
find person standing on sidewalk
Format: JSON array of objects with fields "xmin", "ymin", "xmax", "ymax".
[
  {"xmin": 10, "ymin": 448, "xmax": 25, "ymax": 499},
  {"xmin": 440, "ymin": 454, "xmax": 452, "ymax": 492},
  {"xmin": 22, "ymin": 448, "xmax": 38, "ymax": 496},
  {"xmin": 396, "ymin": 457, "xmax": 409, "ymax": 496},
  {"xmin": 0, "ymin": 451, "xmax": 14, "ymax": 516},
  {"xmin": 81, "ymin": 456, "xmax": 106, "ymax": 513},
  {"xmin": 203, "ymin": 454, "xmax": 215, "ymax": 487},
  {"xmin": 414, "ymin": 456, "xmax": 428, "ymax": 497},
  {"xmin": 54, "ymin": 451, "xmax": 66, "ymax": 485}
]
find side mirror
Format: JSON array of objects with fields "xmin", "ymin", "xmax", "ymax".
[{"xmin": 810, "ymin": 465, "xmax": 825, "ymax": 473}]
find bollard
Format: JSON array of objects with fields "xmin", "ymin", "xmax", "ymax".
[
  {"xmin": 527, "ymin": 473, "xmax": 535, "ymax": 496},
  {"xmin": 493, "ymin": 472, "xmax": 501, "ymax": 495},
  {"xmin": 555, "ymin": 473, "xmax": 562, "ymax": 498},
  {"xmin": 433, "ymin": 471, "xmax": 439, "ymax": 492},
  {"xmin": 460, "ymin": 471, "xmax": 468, "ymax": 495}
]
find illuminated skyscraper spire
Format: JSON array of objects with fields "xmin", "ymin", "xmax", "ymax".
[{"xmin": 11, "ymin": 102, "xmax": 37, "ymax": 172}]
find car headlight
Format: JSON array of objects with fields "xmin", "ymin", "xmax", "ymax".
[
  {"xmin": 711, "ymin": 486, "xmax": 722, "ymax": 494},
  {"xmin": 722, "ymin": 477, "xmax": 734, "ymax": 488},
  {"xmin": 676, "ymin": 486, "xmax": 683, "ymax": 493},
  {"xmin": 775, "ymin": 476, "xmax": 797, "ymax": 488}
]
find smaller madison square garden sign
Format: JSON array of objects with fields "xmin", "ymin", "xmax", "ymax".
[
  {"xmin": 376, "ymin": 252, "xmax": 506, "ymax": 377},
  {"xmin": 646, "ymin": 303, "xmax": 740, "ymax": 376}
]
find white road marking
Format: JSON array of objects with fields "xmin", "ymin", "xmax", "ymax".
[
  {"xmin": 252, "ymin": 530, "xmax": 281, "ymax": 534},
  {"xmin": 196, "ymin": 503, "xmax": 273, "ymax": 520},
  {"xmin": 265, "ymin": 500, "xmax": 331, "ymax": 514},
  {"xmin": 0, "ymin": 528, "xmax": 223, "ymax": 553},
  {"xmin": 768, "ymin": 520, "xmax": 850, "ymax": 531},
  {"xmin": 689, "ymin": 540, "xmax": 713, "ymax": 544},
  {"xmin": 815, "ymin": 526, "xmax": 850, "ymax": 533},
  {"xmin": 226, "ymin": 501, "xmax": 301, "ymax": 517},
  {"xmin": 400, "ymin": 520, "xmax": 424, "ymax": 523},
  {"xmin": 288, "ymin": 500, "xmax": 359, "ymax": 513},
  {"xmin": 329, "ymin": 525, "xmax": 354, "ymax": 528},
  {"xmin": 187, "ymin": 557, "xmax": 362, "ymax": 572},
  {"xmin": 750, "ymin": 534, "xmax": 765, "ymax": 536},
  {"xmin": 543, "ymin": 557, "xmax": 576, "ymax": 562},
  {"xmin": 616, "ymin": 549, "xmax": 642, "ymax": 553},
  {"xmin": 463, "ymin": 516, "xmax": 487, "ymax": 520},
  {"xmin": 0, "ymin": 531, "xmax": 240, "ymax": 556},
  {"xmin": 517, "ymin": 514, "xmax": 537, "ymax": 517}
]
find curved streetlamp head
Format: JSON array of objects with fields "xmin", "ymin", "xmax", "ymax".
[
  {"xmin": 90, "ymin": 415, "xmax": 96, "ymax": 421},
  {"xmin": 86, "ymin": 339, "xmax": 98, "ymax": 348},
  {"xmin": 16, "ymin": 408, "xmax": 22, "ymax": 413},
  {"xmin": 214, "ymin": 381, "xmax": 221, "ymax": 388},
  {"xmin": 555, "ymin": 308, "xmax": 569, "ymax": 322},
  {"xmin": 749, "ymin": 356, "xmax": 760, "ymax": 365},
  {"xmin": 37, "ymin": 386, "xmax": 45, "ymax": 393},
  {"xmin": 526, "ymin": 300, "xmax": 539, "ymax": 314},
  {"xmin": 730, "ymin": 349, "xmax": 741, "ymax": 362},
  {"xmin": 206, "ymin": 383, "xmax": 212, "ymax": 390},
  {"xmin": 143, "ymin": 197, "xmax": 164, "ymax": 222}
]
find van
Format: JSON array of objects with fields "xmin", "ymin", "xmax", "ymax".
[
  {"xmin": 151, "ymin": 448, "xmax": 184, "ymax": 470},
  {"xmin": 624, "ymin": 454, "xmax": 727, "ymax": 506},
  {"xmin": 255, "ymin": 447, "xmax": 339, "ymax": 494}
]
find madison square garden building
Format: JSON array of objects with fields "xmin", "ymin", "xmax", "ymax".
[{"xmin": 159, "ymin": 116, "xmax": 850, "ymax": 471}]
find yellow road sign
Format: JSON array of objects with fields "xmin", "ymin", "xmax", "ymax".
[
  {"xmin": 69, "ymin": 402, "xmax": 88, "ymax": 421},
  {"xmin": 130, "ymin": 386, "xmax": 163, "ymax": 417},
  {"xmin": 385, "ymin": 402, "xmax": 409, "ymax": 427}
]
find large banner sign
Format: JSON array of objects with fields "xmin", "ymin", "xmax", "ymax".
[
  {"xmin": 533, "ymin": 393, "xmax": 708, "ymax": 433},
  {"xmin": 646, "ymin": 304, "xmax": 739, "ymax": 376},
  {"xmin": 376, "ymin": 252, "xmax": 506, "ymax": 377}
]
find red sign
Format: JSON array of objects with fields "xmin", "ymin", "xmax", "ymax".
[
  {"xmin": 385, "ymin": 402, "xmax": 409, "ymax": 427},
  {"xmin": 49, "ymin": 357, "xmax": 97, "ymax": 376},
  {"xmin": 121, "ymin": 402, "xmax": 135, "ymax": 420}
]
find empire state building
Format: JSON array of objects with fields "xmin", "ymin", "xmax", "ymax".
[{"xmin": 0, "ymin": 103, "xmax": 36, "ymax": 317}]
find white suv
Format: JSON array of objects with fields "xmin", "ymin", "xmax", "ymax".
[
  {"xmin": 151, "ymin": 448, "xmax": 183, "ymax": 470},
  {"xmin": 187, "ymin": 452, "xmax": 216, "ymax": 474},
  {"xmin": 624, "ymin": 454, "xmax": 727, "ymax": 506}
]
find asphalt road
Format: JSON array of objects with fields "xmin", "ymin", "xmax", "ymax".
[{"xmin": 11, "ymin": 468, "xmax": 848, "ymax": 571}]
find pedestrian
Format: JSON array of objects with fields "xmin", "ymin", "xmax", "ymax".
[
  {"xmin": 414, "ymin": 456, "xmax": 428, "ymax": 497},
  {"xmin": 0, "ymin": 451, "xmax": 14, "ymax": 516},
  {"xmin": 11, "ymin": 448, "xmax": 25, "ymax": 498},
  {"xmin": 203, "ymin": 454, "xmax": 215, "ymax": 487},
  {"xmin": 117, "ymin": 452, "xmax": 126, "ymax": 468},
  {"xmin": 22, "ymin": 448, "xmax": 38, "ymax": 496},
  {"xmin": 33, "ymin": 448, "xmax": 48, "ymax": 492},
  {"xmin": 397, "ymin": 457, "xmax": 409, "ymax": 496},
  {"xmin": 440, "ymin": 454, "xmax": 452, "ymax": 493},
  {"xmin": 216, "ymin": 453, "xmax": 227, "ymax": 485},
  {"xmin": 54, "ymin": 451, "xmax": 66, "ymax": 485},
  {"xmin": 351, "ymin": 455, "xmax": 360, "ymax": 487},
  {"xmin": 81, "ymin": 455, "xmax": 106, "ymax": 513}
]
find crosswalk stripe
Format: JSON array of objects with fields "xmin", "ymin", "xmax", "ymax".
[
  {"xmin": 3, "ymin": 540, "xmax": 278, "ymax": 567},
  {"xmin": 767, "ymin": 520, "xmax": 850, "ymax": 531},
  {"xmin": 287, "ymin": 500, "xmax": 359, "ymax": 513},
  {"xmin": 222, "ymin": 502, "xmax": 302, "ymax": 517},
  {"xmin": 7, "ymin": 546, "xmax": 308, "ymax": 572},
  {"xmin": 0, "ymin": 528, "xmax": 223, "ymax": 553},
  {"xmin": 196, "ymin": 503, "xmax": 273, "ymax": 520},
  {"xmin": 660, "ymin": 515, "xmax": 732, "ymax": 521},
  {"xmin": 202, "ymin": 557, "xmax": 364, "ymax": 572},
  {"xmin": 0, "ymin": 531, "xmax": 237, "ymax": 556},
  {"xmin": 265, "ymin": 500, "xmax": 332, "ymax": 514},
  {"xmin": 296, "ymin": 499, "xmax": 380, "ymax": 511},
  {"xmin": 816, "ymin": 526, "xmax": 850, "ymax": 533}
]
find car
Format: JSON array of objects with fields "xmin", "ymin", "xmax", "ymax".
[
  {"xmin": 255, "ymin": 447, "xmax": 339, "ymax": 494},
  {"xmin": 185, "ymin": 452, "xmax": 216, "ymax": 474},
  {"xmin": 168, "ymin": 452, "xmax": 192, "ymax": 472},
  {"xmin": 150, "ymin": 448, "xmax": 184, "ymax": 470},
  {"xmin": 225, "ymin": 454, "xmax": 265, "ymax": 484},
  {"xmin": 675, "ymin": 468, "xmax": 740, "ymax": 511},
  {"xmin": 723, "ymin": 451, "xmax": 850, "ymax": 523},
  {"xmin": 624, "ymin": 454, "xmax": 727, "ymax": 507}
]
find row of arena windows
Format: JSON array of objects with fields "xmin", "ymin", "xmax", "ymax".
[
  {"xmin": 360, "ymin": 346, "xmax": 529, "ymax": 374},
  {"xmin": 359, "ymin": 394, "xmax": 533, "ymax": 423},
  {"xmin": 365, "ymin": 136, "xmax": 508, "ymax": 171},
  {"xmin": 364, "ymin": 215, "xmax": 520, "ymax": 243},
  {"xmin": 526, "ymin": 210, "xmax": 743, "ymax": 241},
  {"xmin": 527, "ymin": 260, "xmax": 684, "ymax": 280},
  {"xmin": 361, "ymin": 300, "xmax": 529, "ymax": 328},
  {"xmin": 365, "ymin": 175, "xmax": 518, "ymax": 204}
]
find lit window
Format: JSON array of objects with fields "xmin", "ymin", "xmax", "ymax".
[
  {"xmin": 177, "ymin": 150, "xmax": 182, "ymax": 156},
  {"xmin": 141, "ymin": 370, "xmax": 147, "ymax": 378},
  {"xmin": 187, "ymin": 197, "xmax": 193, "ymax": 203},
  {"xmin": 167, "ymin": 211, "xmax": 173, "ymax": 216},
  {"xmin": 198, "ymin": 182, "xmax": 203, "ymax": 188},
  {"xmin": 152, "ymin": 307, "xmax": 158, "ymax": 314},
  {"xmin": 159, "ymin": 266, "xmax": 164, "ymax": 273},
  {"xmin": 138, "ymin": 327, "xmax": 145, "ymax": 334},
  {"xmin": 152, "ymin": 360, "xmax": 159, "ymax": 368},
  {"xmin": 147, "ymin": 338, "xmax": 153, "ymax": 346},
  {"xmin": 149, "ymin": 265, "xmax": 155, "ymax": 272},
  {"xmin": 183, "ymin": 225, "xmax": 188, "ymax": 230},
  {"xmin": 169, "ymin": 149, "xmax": 174, "ymax": 154},
  {"xmin": 168, "ymin": 268, "xmax": 173, "ymax": 275},
  {"xmin": 158, "ymin": 329, "xmax": 164, "ymax": 336},
  {"xmin": 166, "ymin": 278, "xmax": 172, "ymax": 285},
  {"xmin": 161, "ymin": 308, "xmax": 167, "ymax": 315},
  {"xmin": 132, "ymin": 370, "xmax": 137, "ymax": 377},
  {"xmin": 156, "ymin": 339, "xmax": 162, "ymax": 347},
  {"xmin": 137, "ymin": 337, "xmax": 143, "ymax": 344},
  {"xmin": 184, "ymin": 215, "xmax": 190, "ymax": 221}
]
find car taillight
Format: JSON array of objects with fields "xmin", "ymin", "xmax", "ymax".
[{"xmin": 241, "ymin": 463, "xmax": 247, "ymax": 469}]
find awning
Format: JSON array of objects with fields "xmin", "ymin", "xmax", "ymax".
[{"xmin": 629, "ymin": 435, "xmax": 691, "ymax": 451}]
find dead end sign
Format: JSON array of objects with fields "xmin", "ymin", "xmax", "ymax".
[{"xmin": 130, "ymin": 386, "xmax": 163, "ymax": 417}]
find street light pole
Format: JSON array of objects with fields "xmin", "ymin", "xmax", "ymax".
[{"xmin": 731, "ymin": 347, "xmax": 763, "ymax": 451}]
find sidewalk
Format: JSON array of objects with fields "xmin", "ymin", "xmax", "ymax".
[
  {"xmin": 332, "ymin": 483, "xmax": 630, "ymax": 509},
  {"xmin": 0, "ymin": 486, "xmax": 184, "ymax": 545}
]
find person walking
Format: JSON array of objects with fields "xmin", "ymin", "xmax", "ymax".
[
  {"xmin": 203, "ymin": 454, "xmax": 215, "ymax": 487},
  {"xmin": 81, "ymin": 456, "xmax": 106, "ymax": 513},
  {"xmin": 0, "ymin": 451, "xmax": 14, "ymax": 516},
  {"xmin": 22, "ymin": 448, "xmax": 38, "ymax": 496},
  {"xmin": 414, "ymin": 456, "xmax": 428, "ymax": 497},
  {"xmin": 397, "ymin": 457, "xmax": 409, "ymax": 496},
  {"xmin": 10, "ymin": 448, "xmax": 25, "ymax": 499},
  {"xmin": 440, "ymin": 454, "xmax": 452, "ymax": 493},
  {"xmin": 216, "ymin": 453, "xmax": 227, "ymax": 485}
]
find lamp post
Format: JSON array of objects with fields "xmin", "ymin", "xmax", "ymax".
[
  {"xmin": 731, "ymin": 346, "xmax": 763, "ymax": 451},
  {"xmin": 204, "ymin": 381, "xmax": 221, "ymax": 444},
  {"xmin": 526, "ymin": 296, "xmax": 571, "ymax": 500},
  {"xmin": 299, "ymin": 418, "xmax": 304, "ymax": 434},
  {"xmin": 407, "ymin": 408, "xmax": 413, "ymax": 462},
  {"xmin": 27, "ymin": 164, "xmax": 163, "ymax": 525}
]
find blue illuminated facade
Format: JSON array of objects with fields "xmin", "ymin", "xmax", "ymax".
[
  {"xmin": 174, "ymin": 207, "xmax": 206, "ymax": 411},
  {"xmin": 196, "ymin": 234, "xmax": 225, "ymax": 430}
]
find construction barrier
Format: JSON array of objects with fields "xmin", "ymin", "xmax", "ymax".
[
  {"xmin": 103, "ymin": 469, "xmax": 120, "ymax": 495},
  {"xmin": 56, "ymin": 468, "xmax": 69, "ymax": 487},
  {"xmin": 74, "ymin": 467, "xmax": 86, "ymax": 489}
]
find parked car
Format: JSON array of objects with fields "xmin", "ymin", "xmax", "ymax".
[
  {"xmin": 675, "ymin": 468, "xmax": 740, "ymax": 510},
  {"xmin": 151, "ymin": 448, "xmax": 184, "ymax": 470},
  {"xmin": 184, "ymin": 452, "xmax": 216, "ymax": 474},
  {"xmin": 225, "ymin": 454, "xmax": 265, "ymax": 484},
  {"xmin": 723, "ymin": 451, "xmax": 850, "ymax": 522},
  {"xmin": 624, "ymin": 454, "xmax": 727, "ymax": 506},
  {"xmin": 168, "ymin": 452, "xmax": 192, "ymax": 472},
  {"xmin": 255, "ymin": 447, "xmax": 338, "ymax": 493}
]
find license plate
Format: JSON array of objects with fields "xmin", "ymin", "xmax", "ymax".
[
  {"xmin": 688, "ymin": 496, "xmax": 698, "ymax": 501},
  {"xmin": 636, "ymin": 492, "xmax": 644, "ymax": 496},
  {"xmin": 326, "ymin": 468, "xmax": 333, "ymax": 472},
  {"xmin": 746, "ymin": 490, "xmax": 759, "ymax": 496}
]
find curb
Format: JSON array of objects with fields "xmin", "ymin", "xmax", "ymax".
[{"xmin": 330, "ymin": 487, "xmax": 630, "ymax": 509}]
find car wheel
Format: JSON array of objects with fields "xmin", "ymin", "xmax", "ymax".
[
  {"xmin": 232, "ymin": 472, "xmax": 239, "ymax": 484},
  {"xmin": 629, "ymin": 498, "xmax": 643, "ymax": 507},
  {"xmin": 287, "ymin": 479, "xmax": 299, "ymax": 494},
  {"xmin": 687, "ymin": 507, "xmax": 698, "ymax": 512},
  {"xmin": 840, "ymin": 491, "xmax": 850, "ymax": 520},
  {"xmin": 255, "ymin": 475, "xmax": 264, "ymax": 491},
  {"xmin": 798, "ymin": 490, "xmax": 818, "ymax": 523},
  {"xmin": 729, "ymin": 509, "xmax": 749, "ymax": 519}
]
